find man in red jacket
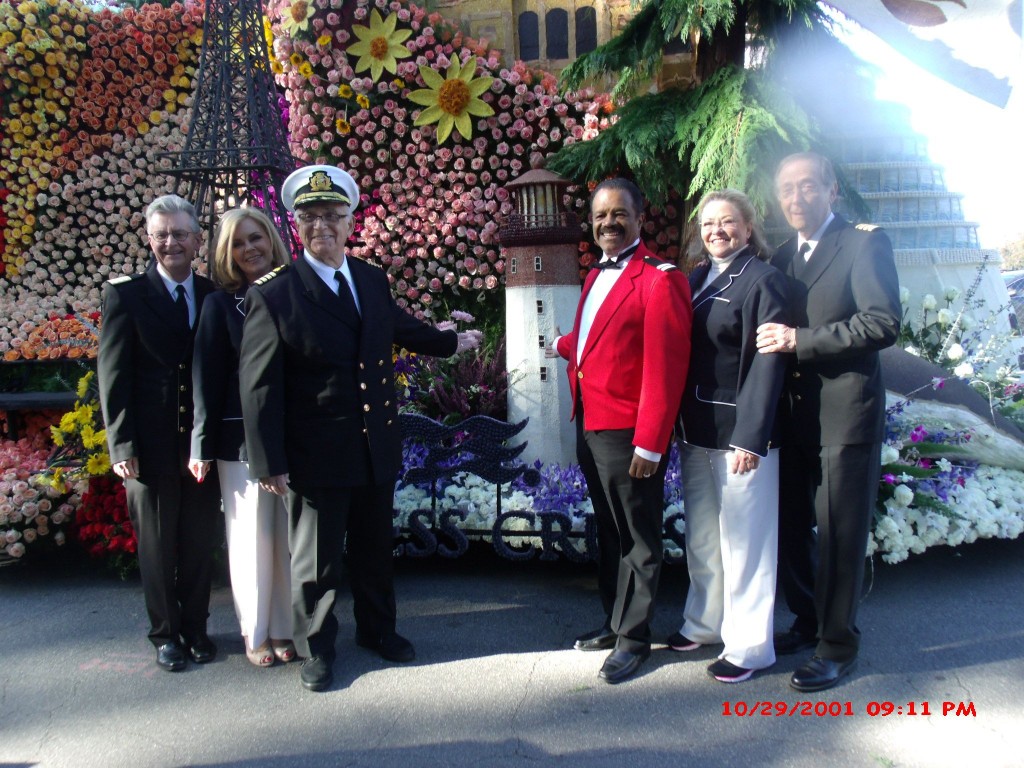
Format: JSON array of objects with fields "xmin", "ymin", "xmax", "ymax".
[{"xmin": 551, "ymin": 178, "xmax": 692, "ymax": 683}]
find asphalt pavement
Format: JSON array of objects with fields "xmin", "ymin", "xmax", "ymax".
[{"xmin": 1, "ymin": 535, "xmax": 1022, "ymax": 768}]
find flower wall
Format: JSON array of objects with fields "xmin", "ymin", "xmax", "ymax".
[
  {"xmin": 1, "ymin": 0, "xmax": 1021, "ymax": 568},
  {"xmin": 264, "ymin": 0, "xmax": 681, "ymax": 318},
  {"xmin": 0, "ymin": 0, "xmax": 203, "ymax": 359}
]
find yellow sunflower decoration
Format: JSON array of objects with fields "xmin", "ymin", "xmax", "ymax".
[
  {"xmin": 280, "ymin": 0, "xmax": 315, "ymax": 37},
  {"xmin": 408, "ymin": 58, "xmax": 494, "ymax": 144},
  {"xmin": 348, "ymin": 9, "xmax": 412, "ymax": 82}
]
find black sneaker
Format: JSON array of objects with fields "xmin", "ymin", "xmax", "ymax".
[
  {"xmin": 666, "ymin": 632, "xmax": 701, "ymax": 652},
  {"xmin": 708, "ymin": 658, "xmax": 754, "ymax": 683}
]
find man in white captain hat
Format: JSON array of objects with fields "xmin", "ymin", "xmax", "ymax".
[{"xmin": 239, "ymin": 164, "xmax": 481, "ymax": 692}]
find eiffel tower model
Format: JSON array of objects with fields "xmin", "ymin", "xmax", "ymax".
[{"xmin": 163, "ymin": 0, "xmax": 296, "ymax": 251}]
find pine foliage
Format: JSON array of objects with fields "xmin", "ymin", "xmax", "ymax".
[
  {"xmin": 550, "ymin": 64, "xmax": 815, "ymax": 211},
  {"xmin": 551, "ymin": 0, "xmax": 840, "ymax": 213}
]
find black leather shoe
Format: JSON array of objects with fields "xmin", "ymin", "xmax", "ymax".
[
  {"xmin": 774, "ymin": 629, "xmax": 817, "ymax": 655},
  {"xmin": 300, "ymin": 655, "xmax": 334, "ymax": 692},
  {"xmin": 156, "ymin": 642, "xmax": 186, "ymax": 672},
  {"xmin": 574, "ymin": 626, "xmax": 616, "ymax": 652},
  {"xmin": 184, "ymin": 634, "xmax": 217, "ymax": 664},
  {"xmin": 598, "ymin": 648, "xmax": 650, "ymax": 684},
  {"xmin": 356, "ymin": 632, "xmax": 416, "ymax": 663},
  {"xmin": 790, "ymin": 655, "xmax": 857, "ymax": 692}
]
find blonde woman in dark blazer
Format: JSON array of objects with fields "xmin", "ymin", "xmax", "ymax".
[
  {"xmin": 189, "ymin": 208, "xmax": 294, "ymax": 668},
  {"xmin": 669, "ymin": 189, "xmax": 790, "ymax": 683}
]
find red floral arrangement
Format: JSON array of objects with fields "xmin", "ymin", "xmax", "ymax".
[{"xmin": 73, "ymin": 474, "xmax": 137, "ymax": 577}]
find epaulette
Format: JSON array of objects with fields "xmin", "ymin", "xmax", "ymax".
[
  {"xmin": 253, "ymin": 264, "xmax": 289, "ymax": 286},
  {"xmin": 108, "ymin": 274, "xmax": 140, "ymax": 285},
  {"xmin": 348, "ymin": 254, "xmax": 383, "ymax": 271},
  {"xmin": 643, "ymin": 255, "xmax": 678, "ymax": 272},
  {"xmin": 856, "ymin": 223, "xmax": 881, "ymax": 232}
]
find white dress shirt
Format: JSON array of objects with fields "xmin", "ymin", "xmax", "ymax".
[
  {"xmin": 304, "ymin": 250, "xmax": 361, "ymax": 315},
  {"xmin": 155, "ymin": 263, "xmax": 196, "ymax": 327},
  {"xmin": 797, "ymin": 212, "xmax": 835, "ymax": 261}
]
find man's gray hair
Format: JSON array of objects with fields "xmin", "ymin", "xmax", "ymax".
[
  {"xmin": 775, "ymin": 152, "xmax": 837, "ymax": 190},
  {"xmin": 145, "ymin": 194, "xmax": 200, "ymax": 231}
]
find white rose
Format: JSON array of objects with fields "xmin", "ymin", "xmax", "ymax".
[
  {"xmin": 880, "ymin": 444, "xmax": 900, "ymax": 465},
  {"xmin": 946, "ymin": 343, "xmax": 965, "ymax": 361},
  {"xmin": 944, "ymin": 286, "xmax": 961, "ymax": 303},
  {"xmin": 893, "ymin": 484, "xmax": 915, "ymax": 507},
  {"xmin": 960, "ymin": 313, "xmax": 975, "ymax": 330},
  {"xmin": 937, "ymin": 308, "xmax": 953, "ymax": 327},
  {"xmin": 922, "ymin": 294, "xmax": 937, "ymax": 310},
  {"xmin": 954, "ymin": 362, "xmax": 975, "ymax": 378},
  {"xmin": 899, "ymin": 286, "xmax": 911, "ymax": 305}
]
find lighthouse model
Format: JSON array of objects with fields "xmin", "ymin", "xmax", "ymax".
[{"xmin": 498, "ymin": 168, "xmax": 582, "ymax": 468}]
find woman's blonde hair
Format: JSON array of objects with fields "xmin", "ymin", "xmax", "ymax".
[
  {"xmin": 211, "ymin": 207, "xmax": 290, "ymax": 291},
  {"xmin": 685, "ymin": 188, "xmax": 771, "ymax": 266}
]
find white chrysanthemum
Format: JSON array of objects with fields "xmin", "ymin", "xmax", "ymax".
[
  {"xmin": 946, "ymin": 343, "xmax": 965, "ymax": 361},
  {"xmin": 893, "ymin": 484, "xmax": 914, "ymax": 508},
  {"xmin": 954, "ymin": 361, "xmax": 975, "ymax": 378},
  {"xmin": 881, "ymin": 444, "xmax": 900, "ymax": 465}
]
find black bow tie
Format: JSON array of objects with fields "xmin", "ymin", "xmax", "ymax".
[{"xmin": 594, "ymin": 244, "xmax": 639, "ymax": 270}]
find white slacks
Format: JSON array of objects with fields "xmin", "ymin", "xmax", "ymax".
[
  {"xmin": 217, "ymin": 460, "xmax": 292, "ymax": 648},
  {"xmin": 678, "ymin": 444, "xmax": 779, "ymax": 670}
]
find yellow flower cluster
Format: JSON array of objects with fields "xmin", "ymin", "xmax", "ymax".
[
  {"xmin": 0, "ymin": 0, "xmax": 90, "ymax": 277},
  {"xmin": 47, "ymin": 371, "xmax": 111, "ymax": 480}
]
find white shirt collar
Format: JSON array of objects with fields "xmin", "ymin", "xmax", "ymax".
[
  {"xmin": 155, "ymin": 263, "xmax": 194, "ymax": 297},
  {"xmin": 303, "ymin": 249, "xmax": 353, "ymax": 286},
  {"xmin": 798, "ymin": 212, "xmax": 835, "ymax": 256}
]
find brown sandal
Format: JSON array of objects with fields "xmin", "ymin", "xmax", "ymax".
[
  {"xmin": 244, "ymin": 637, "xmax": 274, "ymax": 668},
  {"xmin": 271, "ymin": 639, "xmax": 297, "ymax": 663}
]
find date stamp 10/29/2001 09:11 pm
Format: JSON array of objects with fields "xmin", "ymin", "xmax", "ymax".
[{"xmin": 721, "ymin": 701, "xmax": 978, "ymax": 718}]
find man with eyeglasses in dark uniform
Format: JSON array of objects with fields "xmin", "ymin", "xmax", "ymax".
[
  {"xmin": 98, "ymin": 194, "xmax": 221, "ymax": 673},
  {"xmin": 239, "ymin": 164, "xmax": 482, "ymax": 692}
]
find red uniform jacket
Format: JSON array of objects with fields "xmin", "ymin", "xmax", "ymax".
[{"xmin": 556, "ymin": 243, "xmax": 693, "ymax": 454}]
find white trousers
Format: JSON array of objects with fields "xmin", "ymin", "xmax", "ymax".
[
  {"xmin": 679, "ymin": 444, "xmax": 779, "ymax": 670},
  {"xmin": 218, "ymin": 460, "xmax": 292, "ymax": 648}
]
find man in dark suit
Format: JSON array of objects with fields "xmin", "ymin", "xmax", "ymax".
[
  {"xmin": 98, "ymin": 194, "xmax": 221, "ymax": 672},
  {"xmin": 756, "ymin": 152, "xmax": 901, "ymax": 691},
  {"xmin": 240, "ymin": 164, "xmax": 481, "ymax": 692},
  {"xmin": 550, "ymin": 178, "xmax": 692, "ymax": 684}
]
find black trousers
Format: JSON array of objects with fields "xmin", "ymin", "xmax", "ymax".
[
  {"xmin": 778, "ymin": 442, "xmax": 881, "ymax": 662},
  {"xmin": 125, "ymin": 468, "xmax": 221, "ymax": 646},
  {"xmin": 576, "ymin": 407, "xmax": 668, "ymax": 653},
  {"xmin": 287, "ymin": 482, "xmax": 397, "ymax": 660}
]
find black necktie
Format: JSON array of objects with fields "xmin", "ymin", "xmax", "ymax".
[
  {"xmin": 174, "ymin": 284, "xmax": 190, "ymax": 328},
  {"xmin": 793, "ymin": 242, "xmax": 811, "ymax": 279},
  {"xmin": 594, "ymin": 243, "xmax": 640, "ymax": 270},
  {"xmin": 334, "ymin": 270, "xmax": 360, "ymax": 318}
]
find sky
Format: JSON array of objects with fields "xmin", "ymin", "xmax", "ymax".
[{"xmin": 834, "ymin": 19, "xmax": 1024, "ymax": 250}]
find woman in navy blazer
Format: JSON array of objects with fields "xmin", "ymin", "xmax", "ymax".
[
  {"xmin": 189, "ymin": 208, "xmax": 294, "ymax": 668},
  {"xmin": 669, "ymin": 189, "xmax": 791, "ymax": 683}
]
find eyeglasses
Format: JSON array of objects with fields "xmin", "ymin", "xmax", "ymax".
[
  {"xmin": 776, "ymin": 181, "xmax": 825, "ymax": 201},
  {"xmin": 147, "ymin": 229, "xmax": 194, "ymax": 243},
  {"xmin": 295, "ymin": 212, "xmax": 346, "ymax": 225}
]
